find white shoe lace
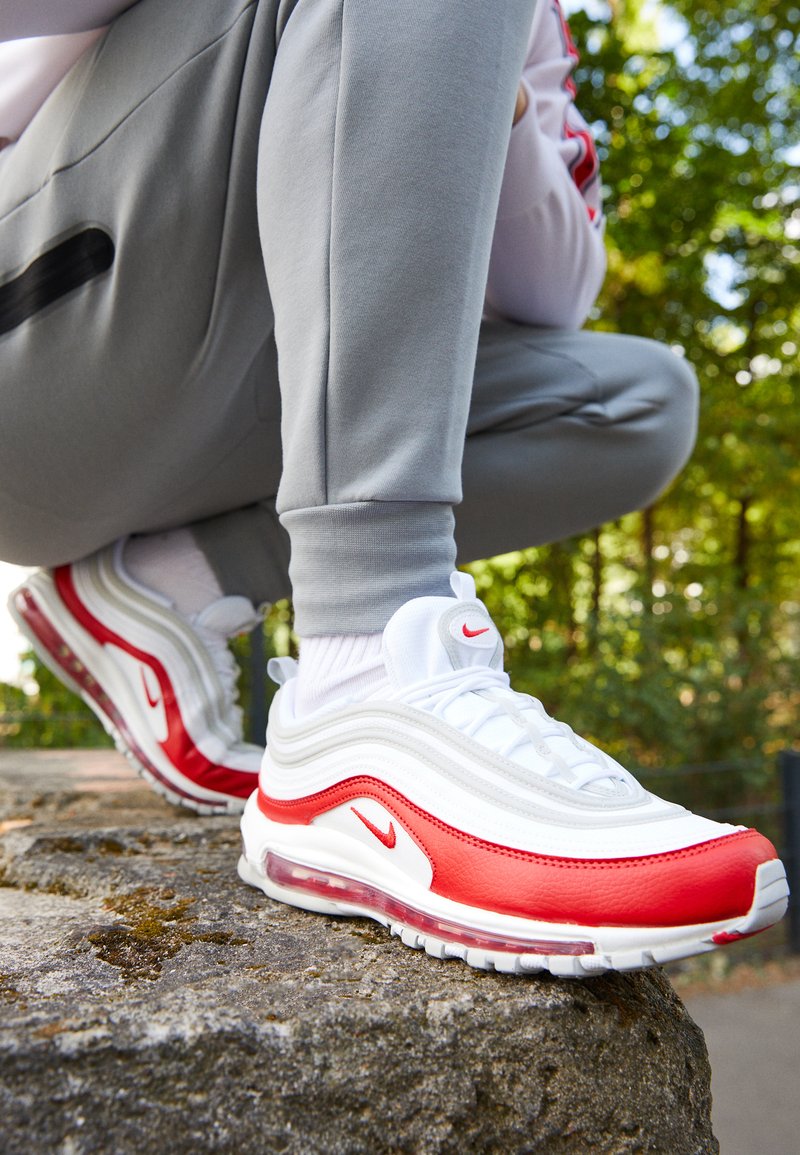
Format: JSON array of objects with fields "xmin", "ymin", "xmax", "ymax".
[
  {"xmin": 191, "ymin": 598, "xmax": 262, "ymax": 740},
  {"xmin": 395, "ymin": 668, "xmax": 632, "ymax": 793},
  {"xmin": 192, "ymin": 623, "xmax": 246, "ymax": 734}
]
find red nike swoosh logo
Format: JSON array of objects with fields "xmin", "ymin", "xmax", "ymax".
[
  {"xmin": 140, "ymin": 667, "xmax": 161, "ymax": 709},
  {"xmin": 351, "ymin": 806, "xmax": 397, "ymax": 849},
  {"xmin": 462, "ymin": 624, "xmax": 490, "ymax": 638}
]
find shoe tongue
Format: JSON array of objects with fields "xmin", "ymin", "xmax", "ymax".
[
  {"xmin": 193, "ymin": 596, "xmax": 261, "ymax": 638},
  {"xmin": 382, "ymin": 576, "xmax": 503, "ymax": 689}
]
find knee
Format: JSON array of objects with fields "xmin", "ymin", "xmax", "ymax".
[
  {"xmin": 645, "ymin": 339, "xmax": 699, "ymax": 421},
  {"xmin": 618, "ymin": 338, "xmax": 699, "ymax": 493},
  {"xmin": 650, "ymin": 343, "xmax": 699, "ymax": 480}
]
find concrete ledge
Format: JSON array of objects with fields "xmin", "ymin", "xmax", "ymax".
[{"xmin": 0, "ymin": 750, "xmax": 718, "ymax": 1154}]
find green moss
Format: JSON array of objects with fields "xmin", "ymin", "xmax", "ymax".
[
  {"xmin": 0, "ymin": 973, "xmax": 26, "ymax": 1007},
  {"xmin": 87, "ymin": 887, "xmax": 250, "ymax": 982},
  {"xmin": 191, "ymin": 930, "xmax": 249, "ymax": 947},
  {"xmin": 45, "ymin": 836, "xmax": 86, "ymax": 853},
  {"xmin": 43, "ymin": 877, "xmax": 87, "ymax": 898},
  {"xmin": 95, "ymin": 838, "xmax": 127, "ymax": 856},
  {"xmin": 107, "ymin": 888, "xmax": 195, "ymax": 935},
  {"xmin": 349, "ymin": 927, "xmax": 390, "ymax": 946}
]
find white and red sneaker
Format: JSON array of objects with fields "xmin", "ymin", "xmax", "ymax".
[
  {"xmin": 10, "ymin": 542, "xmax": 264, "ymax": 814},
  {"xmin": 239, "ymin": 572, "xmax": 788, "ymax": 975}
]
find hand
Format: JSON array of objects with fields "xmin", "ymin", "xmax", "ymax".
[{"xmin": 513, "ymin": 83, "xmax": 528, "ymax": 125}]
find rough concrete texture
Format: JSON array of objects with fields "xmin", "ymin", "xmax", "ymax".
[{"xmin": 0, "ymin": 750, "xmax": 718, "ymax": 1154}]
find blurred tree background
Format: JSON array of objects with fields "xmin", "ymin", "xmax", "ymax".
[
  {"xmin": 2, "ymin": 1, "xmax": 798, "ymax": 821},
  {"xmin": 467, "ymin": 0, "xmax": 800, "ymax": 823}
]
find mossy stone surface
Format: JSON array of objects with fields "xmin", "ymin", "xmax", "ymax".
[{"xmin": 0, "ymin": 750, "xmax": 717, "ymax": 1154}]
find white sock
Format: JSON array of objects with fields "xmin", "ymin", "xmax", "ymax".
[
  {"xmin": 294, "ymin": 633, "xmax": 389, "ymax": 717},
  {"xmin": 123, "ymin": 529, "xmax": 224, "ymax": 618}
]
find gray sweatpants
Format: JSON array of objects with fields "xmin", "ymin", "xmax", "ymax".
[{"xmin": 0, "ymin": 0, "xmax": 698, "ymax": 634}]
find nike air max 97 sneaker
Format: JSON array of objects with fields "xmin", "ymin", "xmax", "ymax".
[
  {"xmin": 10, "ymin": 541, "xmax": 264, "ymax": 814},
  {"xmin": 239, "ymin": 572, "xmax": 788, "ymax": 975}
]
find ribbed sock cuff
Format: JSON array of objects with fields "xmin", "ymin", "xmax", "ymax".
[
  {"xmin": 295, "ymin": 633, "xmax": 387, "ymax": 716},
  {"xmin": 282, "ymin": 501, "xmax": 456, "ymax": 635},
  {"xmin": 124, "ymin": 528, "xmax": 223, "ymax": 617},
  {"xmin": 189, "ymin": 500, "xmax": 291, "ymax": 610}
]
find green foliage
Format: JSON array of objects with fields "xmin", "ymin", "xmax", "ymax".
[
  {"xmin": 468, "ymin": 0, "xmax": 800, "ymax": 794},
  {"xmin": 0, "ymin": 657, "xmax": 113, "ymax": 748}
]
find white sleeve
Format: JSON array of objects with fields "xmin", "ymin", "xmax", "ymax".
[
  {"xmin": 0, "ymin": 1, "xmax": 136, "ymax": 40},
  {"xmin": 0, "ymin": 33, "xmax": 106, "ymax": 141},
  {"xmin": 485, "ymin": 0, "xmax": 606, "ymax": 330}
]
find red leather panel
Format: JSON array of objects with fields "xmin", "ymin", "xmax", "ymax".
[{"xmin": 257, "ymin": 775, "xmax": 775, "ymax": 928}]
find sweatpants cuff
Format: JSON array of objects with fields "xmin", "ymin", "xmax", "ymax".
[{"xmin": 282, "ymin": 502, "xmax": 457, "ymax": 636}]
